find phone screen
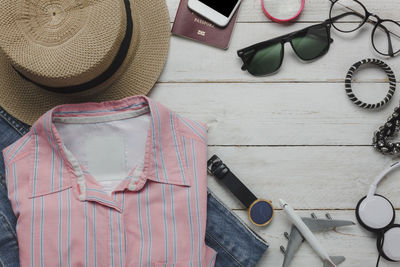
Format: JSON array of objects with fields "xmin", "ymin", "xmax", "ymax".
[{"xmin": 198, "ymin": 0, "xmax": 239, "ymax": 17}]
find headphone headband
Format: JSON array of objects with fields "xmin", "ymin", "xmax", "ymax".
[{"xmin": 368, "ymin": 162, "xmax": 400, "ymax": 198}]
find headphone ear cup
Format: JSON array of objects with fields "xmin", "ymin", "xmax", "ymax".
[
  {"xmin": 355, "ymin": 194, "xmax": 395, "ymax": 232},
  {"xmin": 377, "ymin": 225, "xmax": 400, "ymax": 262}
]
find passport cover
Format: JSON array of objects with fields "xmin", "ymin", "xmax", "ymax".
[{"xmin": 171, "ymin": 0, "xmax": 239, "ymax": 50}]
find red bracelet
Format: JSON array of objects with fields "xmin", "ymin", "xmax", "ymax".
[{"xmin": 261, "ymin": 0, "xmax": 305, "ymax": 23}]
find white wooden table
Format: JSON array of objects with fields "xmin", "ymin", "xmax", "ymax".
[{"xmin": 150, "ymin": 0, "xmax": 400, "ymax": 266}]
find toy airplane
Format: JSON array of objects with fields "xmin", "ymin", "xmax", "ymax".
[{"xmin": 279, "ymin": 199, "xmax": 355, "ymax": 267}]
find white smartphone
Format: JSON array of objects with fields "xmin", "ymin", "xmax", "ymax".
[{"xmin": 188, "ymin": 0, "xmax": 241, "ymax": 27}]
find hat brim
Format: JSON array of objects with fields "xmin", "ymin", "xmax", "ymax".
[{"xmin": 0, "ymin": 0, "xmax": 170, "ymax": 125}]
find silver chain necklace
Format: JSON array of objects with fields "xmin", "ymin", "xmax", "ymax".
[{"xmin": 373, "ymin": 106, "xmax": 400, "ymax": 155}]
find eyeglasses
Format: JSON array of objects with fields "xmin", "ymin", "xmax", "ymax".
[
  {"xmin": 329, "ymin": 0, "xmax": 400, "ymax": 57},
  {"xmin": 237, "ymin": 18, "xmax": 335, "ymax": 76}
]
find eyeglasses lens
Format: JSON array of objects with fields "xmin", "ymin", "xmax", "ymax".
[
  {"xmin": 291, "ymin": 25, "xmax": 330, "ymax": 60},
  {"xmin": 330, "ymin": 0, "xmax": 367, "ymax": 32},
  {"xmin": 245, "ymin": 42, "xmax": 283, "ymax": 76},
  {"xmin": 373, "ymin": 20, "xmax": 400, "ymax": 56}
]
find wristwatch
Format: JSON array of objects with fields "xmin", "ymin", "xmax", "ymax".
[{"xmin": 207, "ymin": 155, "xmax": 274, "ymax": 226}]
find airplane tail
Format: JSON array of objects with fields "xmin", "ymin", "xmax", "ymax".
[{"xmin": 322, "ymin": 256, "xmax": 345, "ymax": 267}]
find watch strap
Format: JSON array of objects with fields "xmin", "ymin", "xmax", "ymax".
[{"xmin": 207, "ymin": 155, "xmax": 258, "ymax": 208}]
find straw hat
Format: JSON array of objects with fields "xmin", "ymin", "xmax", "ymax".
[{"xmin": 0, "ymin": 0, "xmax": 170, "ymax": 124}]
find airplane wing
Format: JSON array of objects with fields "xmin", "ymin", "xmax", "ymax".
[
  {"xmin": 301, "ymin": 217, "xmax": 355, "ymax": 232},
  {"xmin": 324, "ymin": 256, "xmax": 346, "ymax": 267},
  {"xmin": 282, "ymin": 218, "xmax": 353, "ymax": 267},
  {"xmin": 282, "ymin": 225, "xmax": 304, "ymax": 267}
]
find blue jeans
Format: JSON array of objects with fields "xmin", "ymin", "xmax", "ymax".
[
  {"xmin": 0, "ymin": 108, "xmax": 29, "ymax": 267},
  {"xmin": 206, "ymin": 190, "xmax": 268, "ymax": 267},
  {"xmin": 0, "ymin": 107, "xmax": 267, "ymax": 267}
]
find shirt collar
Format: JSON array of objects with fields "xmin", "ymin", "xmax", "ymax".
[{"xmin": 29, "ymin": 95, "xmax": 190, "ymax": 199}]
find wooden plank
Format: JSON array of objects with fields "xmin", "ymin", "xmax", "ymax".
[
  {"xmin": 162, "ymin": 1, "xmax": 400, "ymax": 266},
  {"xmin": 150, "ymin": 82, "xmax": 399, "ymax": 146},
  {"xmin": 231, "ymin": 209, "xmax": 389, "ymax": 266},
  {"xmin": 203, "ymin": 146, "xmax": 398, "ymax": 210},
  {"xmin": 162, "ymin": 22, "xmax": 400, "ymax": 83},
  {"xmin": 167, "ymin": 0, "xmax": 400, "ymax": 23}
]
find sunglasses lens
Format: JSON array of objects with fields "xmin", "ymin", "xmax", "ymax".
[
  {"xmin": 291, "ymin": 26, "xmax": 330, "ymax": 60},
  {"xmin": 373, "ymin": 21, "xmax": 400, "ymax": 56},
  {"xmin": 330, "ymin": 0, "xmax": 366, "ymax": 32},
  {"xmin": 245, "ymin": 42, "xmax": 283, "ymax": 76}
]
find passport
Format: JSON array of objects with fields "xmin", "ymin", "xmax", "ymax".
[{"xmin": 171, "ymin": 0, "xmax": 240, "ymax": 50}]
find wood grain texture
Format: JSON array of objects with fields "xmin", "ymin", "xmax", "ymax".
[
  {"xmin": 163, "ymin": 22, "xmax": 400, "ymax": 83},
  {"xmin": 167, "ymin": 0, "xmax": 400, "ymax": 23},
  {"xmin": 162, "ymin": 0, "xmax": 400, "ymax": 265},
  {"xmin": 233, "ymin": 210, "xmax": 396, "ymax": 266},
  {"xmin": 203, "ymin": 146, "xmax": 399, "ymax": 210},
  {"xmin": 150, "ymin": 83, "xmax": 400, "ymax": 146}
]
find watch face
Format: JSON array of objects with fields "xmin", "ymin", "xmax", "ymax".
[
  {"xmin": 198, "ymin": 0, "xmax": 239, "ymax": 17},
  {"xmin": 249, "ymin": 199, "xmax": 274, "ymax": 226}
]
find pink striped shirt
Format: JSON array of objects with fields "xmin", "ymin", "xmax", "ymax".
[{"xmin": 3, "ymin": 96, "xmax": 216, "ymax": 267}]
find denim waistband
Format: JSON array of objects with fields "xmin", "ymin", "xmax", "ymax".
[
  {"xmin": 0, "ymin": 108, "xmax": 29, "ymax": 137},
  {"xmin": 0, "ymin": 107, "xmax": 30, "ymax": 179}
]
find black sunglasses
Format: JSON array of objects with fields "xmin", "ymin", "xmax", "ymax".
[
  {"xmin": 237, "ymin": 17, "xmax": 338, "ymax": 76},
  {"xmin": 238, "ymin": 8, "xmax": 399, "ymax": 76},
  {"xmin": 329, "ymin": 0, "xmax": 400, "ymax": 57}
]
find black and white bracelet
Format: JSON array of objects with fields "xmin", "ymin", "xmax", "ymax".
[{"xmin": 345, "ymin": 58, "xmax": 396, "ymax": 109}]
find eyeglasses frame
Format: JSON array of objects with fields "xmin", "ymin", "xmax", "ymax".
[{"xmin": 329, "ymin": 0, "xmax": 400, "ymax": 57}]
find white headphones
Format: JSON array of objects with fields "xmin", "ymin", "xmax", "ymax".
[{"xmin": 355, "ymin": 161, "xmax": 400, "ymax": 263}]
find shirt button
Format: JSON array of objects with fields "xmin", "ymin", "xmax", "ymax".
[{"xmin": 128, "ymin": 179, "xmax": 140, "ymax": 191}]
